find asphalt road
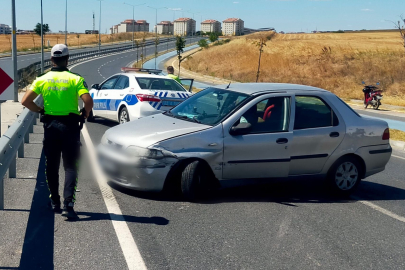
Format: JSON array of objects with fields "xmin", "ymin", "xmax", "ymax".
[
  {"xmin": 0, "ymin": 36, "xmax": 178, "ymax": 71},
  {"xmin": 67, "ymin": 43, "xmax": 405, "ymax": 269},
  {"xmin": 2, "ymin": 40, "xmax": 405, "ymax": 270}
]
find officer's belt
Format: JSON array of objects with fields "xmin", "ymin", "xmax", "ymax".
[{"xmin": 41, "ymin": 113, "xmax": 84, "ymax": 129}]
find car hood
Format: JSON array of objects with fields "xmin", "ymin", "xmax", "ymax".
[{"xmin": 104, "ymin": 113, "xmax": 211, "ymax": 148}]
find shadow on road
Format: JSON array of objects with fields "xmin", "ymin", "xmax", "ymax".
[
  {"xmin": 110, "ymin": 178, "xmax": 405, "ymax": 205},
  {"xmin": 19, "ymin": 150, "xmax": 55, "ymax": 270},
  {"xmin": 75, "ymin": 212, "xmax": 169, "ymax": 225}
]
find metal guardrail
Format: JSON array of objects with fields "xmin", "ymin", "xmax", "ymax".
[
  {"xmin": 0, "ymin": 96, "xmax": 43, "ymax": 210},
  {"xmin": 17, "ymin": 37, "xmax": 177, "ymax": 89}
]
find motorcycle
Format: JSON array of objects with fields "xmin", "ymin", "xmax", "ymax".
[{"xmin": 362, "ymin": 81, "xmax": 383, "ymax": 110}]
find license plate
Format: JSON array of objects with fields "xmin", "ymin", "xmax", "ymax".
[{"xmin": 162, "ymin": 101, "xmax": 181, "ymax": 106}]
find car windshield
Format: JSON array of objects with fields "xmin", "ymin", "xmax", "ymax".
[
  {"xmin": 136, "ymin": 77, "xmax": 186, "ymax": 92},
  {"xmin": 167, "ymin": 88, "xmax": 250, "ymax": 126}
]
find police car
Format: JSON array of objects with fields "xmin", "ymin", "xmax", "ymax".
[{"xmin": 88, "ymin": 68, "xmax": 194, "ymax": 124}]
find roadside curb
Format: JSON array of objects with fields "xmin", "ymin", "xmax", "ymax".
[{"xmin": 391, "ymin": 140, "xmax": 405, "ymax": 152}]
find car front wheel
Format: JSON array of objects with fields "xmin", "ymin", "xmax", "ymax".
[
  {"xmin": 181, "ymin": 160, "xmax": 207, "ymax": 201},
  {"xmin": 119, "ymin": 107, "xmax": 130, "ymax": 124},
  {"xmin": 327, "ymin": 156, "xmax": 362, "ymax": 196}
]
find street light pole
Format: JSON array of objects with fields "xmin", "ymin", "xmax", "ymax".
[
  {"xmin": 41, "ymin": 0, "xmax": 44, "ymax": 73},
  {"xmin": 97, "ymin": 0, "xmax": 102, "ymax": 53},
  {"xmin": 65, "ymin": 0, "xmax": 67, "ymax": 45},
  {"xmin": 11, "ymin": 0, "xmax": 18, "ymax": 102},
  {"xmin": 147, "ymin": 6, "xmax": 164, "ymax": 69},
  {"xmin": 124, "ymin": 3, "xmax": 145, "ymax": 50}
]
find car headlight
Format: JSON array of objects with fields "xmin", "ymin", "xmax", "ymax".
[
  {"xmin": 101, "ymin": 134, "xmax": 108, "ymax": 145},
  {"xmin": 126, "ymin": 146, "xmax": 164, "ymax": 159}
]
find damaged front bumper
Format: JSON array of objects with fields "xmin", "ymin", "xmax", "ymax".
[{"xmin": 97, "ymin": 144, "xmax": 178, "ymax": 192}]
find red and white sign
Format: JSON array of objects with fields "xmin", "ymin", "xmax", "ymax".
[{"xmin": 0, "ymin": 64, "xmax": 15, "ymax": 101}]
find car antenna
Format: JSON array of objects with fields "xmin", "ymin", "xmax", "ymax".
[{"xmin": 226, "ymin": 82, "xmax": 231, "ymax": 89}]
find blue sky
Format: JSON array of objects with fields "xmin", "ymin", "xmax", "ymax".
[{"xmin": 1, "ymin": 0, "xmax": 404, "ymax": 33}]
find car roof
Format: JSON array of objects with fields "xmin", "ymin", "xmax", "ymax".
[{"xmin": 214, "ymin": 83, "xmax": 329, "ymax": 95}]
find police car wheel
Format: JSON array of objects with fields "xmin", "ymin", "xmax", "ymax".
[{"xmin": 119, "ymin": 107, "xmax": 130, "ymax": 124}]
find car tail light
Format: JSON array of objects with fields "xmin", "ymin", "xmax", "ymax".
[
  {"xmin": 382, "ymin": 128, "xmax": 390, "ymax": 140},
  {"xmin": 136, "ymin": 94, "xmax": 161, "ymax": 103}
]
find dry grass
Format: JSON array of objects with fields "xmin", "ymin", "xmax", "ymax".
[
  {"xmin": 183, "ymin": 31, "xmax": 405, "ymax": 106},
  {"xmin": 0, "ymin": 32, "xmax": 158, "ymax": 53},
  {"xmin": 391, "ymin": 129, "xmax": 405, "ymax": 142}
]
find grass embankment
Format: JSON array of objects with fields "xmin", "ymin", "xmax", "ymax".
[
  {"xmin": 0, "ymin": 32, "xmax": 158, "ymax": 53},
  {"xmin": 183, "ymin": 31, "xmax": 405, "ymax": 106},
  {"xmin": 391, "ymin": 129, "xmax": 405, "ymax": 141}
]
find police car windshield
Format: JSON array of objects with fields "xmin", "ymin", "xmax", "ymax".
[
  {"xmin": 168, "ymin": 88, "xmax": 249, "ymax": 126},
  {"xmin": 136, "ymin": 77, "xmax": 187, "ymax": 92}
]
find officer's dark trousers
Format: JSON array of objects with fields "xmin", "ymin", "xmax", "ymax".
[{"xmin": 43, "ymin": 119, "xmax": 81, "ymax": 206}]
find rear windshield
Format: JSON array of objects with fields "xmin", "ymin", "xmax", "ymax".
[{"xmin": 136, "ymin": 77, "xmax": 186, "ymax": 92}]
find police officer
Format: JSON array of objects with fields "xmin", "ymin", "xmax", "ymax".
[
  {"xmin": 22, "ymin": 44, "xmax": 93, "ymax": 219},
  {"xmin": 166, "ymin": 66, "xmax": 181, "ymax": 84}
]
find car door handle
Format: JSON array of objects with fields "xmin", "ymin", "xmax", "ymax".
[
  {"xmin": 330, "ymin": 132, "xmax": 340, "ymax": 138},
  {"xmin": 120, "ymin": 94, "xmax": 125, "ymax": 96},
  {"xmin": 104, "ymin": 94, "xmax": 108, "ymax": 96},
  {"xmin": 276, "ymin": 138, "xmax": 289, "ymax": 144}
]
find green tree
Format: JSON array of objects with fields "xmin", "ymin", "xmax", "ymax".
[
  {"xmin": 253, "ymin": 37, "xmax": 267, "ymax": 83},
  {"xmin": 175, "ymin": 36, "xmax": 186, "ymax": 76},
  {"xmin": 198, "ymin": 39, "xmax": 208, "ymax": 49},
  {"xmin": 209, "ymin": 32, "xmax": 218, "ymax": 43},
  {"xmin": 34, "ymin": 23, "xmax": 50, "ymax": 47}
]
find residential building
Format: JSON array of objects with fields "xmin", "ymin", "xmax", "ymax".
[
  {"xmin": 201, "ymin": 20, "xmax": 221, "ymax": 34},
  {"xmin": 109, "ymin": 19, "xmax": 149, "ymax": 34},
  {"xmin": 156, "ymin": 21, "xmax": 174, "ymax": 35},
  {"xmin": 174, "ymin": 18, "xmax": 196, "ymax": 36},
  {"xmin": 222, "ymin": 18, "xmax": 244, "ymax": 36},
  {"xmin": 0, "ymin": 24, "xmax": 11, "ymax": 34}
]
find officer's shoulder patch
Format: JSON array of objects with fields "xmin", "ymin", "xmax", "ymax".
[{"xmin": 83, "ymin": 81, "xmax": 88, "ymax": 89}]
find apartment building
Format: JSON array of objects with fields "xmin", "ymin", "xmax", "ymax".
[
  {"xmin": 110, "ymin": 19, "xmax": 149, "ymax": 34},
  {"xmin": 0, "ymin": 24, "xmax": 11, "ymax": 34},
  {"xmin": 201, "ymin": 20, "xmax": 221, "ymax": 34},
  {"xmin": 157, "ymin": 21, "xmax": 174, "ymax": 35},
  {"xmin": 173, "ymin": 18, "xmax": 196, "ymax": 36},
  {"xmin": 222, "ymin": 18, "xmax": 244, "ymax": 36}
]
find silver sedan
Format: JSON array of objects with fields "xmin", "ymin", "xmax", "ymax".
[{"xmin": 98, "ymin": 83, "xmax": 392, "ymax": 200}]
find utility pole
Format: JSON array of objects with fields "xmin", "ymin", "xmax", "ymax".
[
  {"xmin": 93, "ymin": 12, "xmax": 95, "ymax": 33},
  {"xmin": 41, "ymin": 0, "xmax": 44, "ymax": 73},
  {"xmin": 11, "ymin": 0, "xmax": 18, "ymax": 102},
  {"xmin": 65, "ymin": 0, "xmax": 68, "ymax": 45}
]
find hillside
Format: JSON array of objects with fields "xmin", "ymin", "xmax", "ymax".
[{"xmin": 183, "ymin": 31, "xmax": 405, "ymax": 106}]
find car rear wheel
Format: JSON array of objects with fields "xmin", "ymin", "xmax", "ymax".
[
  {"xmin": 327, "ymin": 156, "xmax": 362, "ymax": 196},
  {"xmin": 181, "ymin": 160, "xmax": 207, "ymax": 201},
  {"xmin": 119, "ymin": 107, "xmax": 130, "ymax": 124}
]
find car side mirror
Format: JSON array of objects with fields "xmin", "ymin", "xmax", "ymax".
[
  {"xmin": 230, "ymin": 123, "xmax": 252, "ymax": 136},
  {"xmin": 91, "ymin": 84, "xmax": 100, "ymax": 90}
]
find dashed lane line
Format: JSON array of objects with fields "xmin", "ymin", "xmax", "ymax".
[
  {"xmin": 392, "ymin": 155, "xmax": 405, "ymax": 161},
  {"xmin": 352, "ymin": 196, "xmax": 405, "ymax": 223},
  {"xmin": 81, "ymin": 124, "xmax": 148, "ymax": 270}
]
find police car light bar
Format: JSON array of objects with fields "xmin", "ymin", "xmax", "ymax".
[{"xmin": 121, "ymin": 67, "xmax": 162, "ymax": 75}]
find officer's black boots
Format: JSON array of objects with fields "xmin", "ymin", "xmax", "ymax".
[
  {"xmin": 62, "ymin": 205, "xmax": 78, "ymax": 220},
  {"xmin": 62, "ymin": 202, "xmax": 78, "ymax": 219},
  {"xmin": 50, "ymin": 198, "xmax": 61, "ymax": 213}
]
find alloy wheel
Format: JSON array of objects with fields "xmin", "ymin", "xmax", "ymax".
[
  {"xmin": 120, "ymin": 111, "xmax": 129, "ymax": 124},
  {"xmin": 335, "ymin": 162, "xmax": 359, "ymax": 190}
]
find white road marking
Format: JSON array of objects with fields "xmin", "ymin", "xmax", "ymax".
[
  {"xmin": 392, "ymin": 155, "xmax": 405, "ymax": 161},
  {"xmin": 352, "ymin": 196, "xmax": 405, "ymax": 223},
  {"xmin": 81, "ymin": 124, "xmax": 148, "ymax": 270}
]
